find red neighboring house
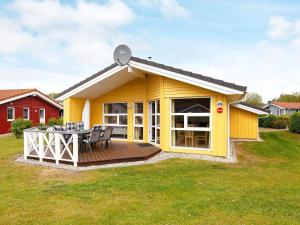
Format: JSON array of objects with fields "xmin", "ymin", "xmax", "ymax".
[{"xmin": 0, "ymin": 89, "xmax": 63, "ymax": 134}]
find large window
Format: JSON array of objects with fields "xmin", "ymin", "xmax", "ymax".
[
  {"xmin": 7, "ymin": 107, "xmax": 15, "ymax": 121},
  {"xmin": 171, "ymin": 98, "xmax": 211, "ymax": 149},
  {"xmin": 134, "ymin": 102, "xmax": 143, "ymax": 141},
  {"xmin": 23, "ymin": 108, "xmax": 30, "ymax": 120},
  {"xmin": 103, "ymin": 103, "xmax": 128, "ymax": 139}
]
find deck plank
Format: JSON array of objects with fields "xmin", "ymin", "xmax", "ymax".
[{"xmin": 78, "ymin": 142, "xmax": 161, "ymax": 166}]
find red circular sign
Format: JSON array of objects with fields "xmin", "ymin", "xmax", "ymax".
[{"xmin": 217, "ymin": 107, "xmax": 223, "ymax": 113}]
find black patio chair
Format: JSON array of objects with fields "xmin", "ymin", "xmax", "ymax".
[
  {"xmin": 53, "ymin": 125, "xmax": 72, "ymax": 142},
  {"xmin": 82, "ymin": 128, "xmax": 101, "ymax": 152},
  {"xmin": 99, "ymin": 127, "xmax": 113, "ymax": 149}
]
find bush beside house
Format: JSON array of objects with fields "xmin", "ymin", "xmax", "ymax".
[
  {"xmin": 11, "ymin": 117, "xmax": 63, "ymax": 138},
  {"xmin": 11, "ymin": 119, "xmax": 32, "ymax": 138},
  {"xmin": 259, "ymin": 115, "xmax": 290, "ymax": 129},
  {"xmin": 289, "ymin": 113, "xmax": 300, "ymax": 133},
  {"xmin": 48, "ymin": 117, "xmax": 63, "ymax": 126}
]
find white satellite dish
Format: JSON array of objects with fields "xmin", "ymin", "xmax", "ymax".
[{"xmin": 113, "ymin": 44, "xmax": 132, "ymax": 66}]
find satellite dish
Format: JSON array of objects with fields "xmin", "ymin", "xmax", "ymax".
[{"xmin": 113, "ymin": 44, "xmax": 132, "ymax": 66}]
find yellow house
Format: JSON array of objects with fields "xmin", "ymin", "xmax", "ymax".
[{"xmin": 56, "ymin": 56, "xmax": 268, "ymax": 158}]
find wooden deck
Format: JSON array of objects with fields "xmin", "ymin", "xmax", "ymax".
[
  {"xmin": 28, "ymin": 142, "xmax": 161, "ymax": 166},
  {"xmin": 78, "ymin": 142, "xmax": 161, "ymax": 166}
]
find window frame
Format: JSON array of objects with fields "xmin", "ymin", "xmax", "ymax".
[
  {"xmin": 170, "ymin": 97, "xmax": 212, "ymax": 150},
  {"xmin": 7, "ymin": 107, "xmax": 15, "ymax": 121},
  {"xmin": 133, "ymin": 102, "xmax": 144, "ymax": 142},
  {"xmin": 103, "ymin": 102, "xmax": 128, "ymax": 140},
  {"xmin": 23, "ymin": 107, "xmax": 30, "ymax": 120},
  {"xmin": 149, "ymin": 100, "xmax": 160, "ymax": 145}
]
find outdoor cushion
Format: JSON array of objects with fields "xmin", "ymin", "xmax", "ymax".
[
  {"xmin": 76, "ymin": 122, "xmax": 84, "ymax": 131},
  {"xmin": 66, "ymin": 122, "xmax": 76, "ymax": 131}
]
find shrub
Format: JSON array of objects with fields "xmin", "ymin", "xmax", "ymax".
[
  {"xmin": 289, "ymin": 112, "xmax": 300, "ymax": 133},
  {"xmin": 259, "ymin": 115, "xmax": 289, "ymax": 129},
  {"xmin": 259, "ymin": 115, "xmax": 277, "ymax": 128},
  {"xmin": 48, "ymin": 117, "xmax": 63, "ymax": 126},
  {"xmin": 279, "ymin": 115, "xmax": 290, "ymax": 127},
  {"xmin": 11, "ymin": 119, "xmax": 32, "ymax": 138},
  {"xmin": 273, "ymin": 117, "xmax": 288, "ymax": 129}
]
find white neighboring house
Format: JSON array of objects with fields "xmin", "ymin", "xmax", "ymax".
[{"xmin": 264, "ymin": 102, "xmax": 300, "ymax": 116}]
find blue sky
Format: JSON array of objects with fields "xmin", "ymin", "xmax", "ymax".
[{"xmin": 0, "ymin": 0, "xmax": 300, "ymax": 101}]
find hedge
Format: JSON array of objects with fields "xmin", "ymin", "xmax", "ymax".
[
  {"xmin": 289, "ymin": 113, "xmax": 300, "ymax": 133},
  {"xmin": 259, "ymin": 115, "xmax": 289, "ymax": 129}
]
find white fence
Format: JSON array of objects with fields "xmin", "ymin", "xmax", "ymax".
[{"xmin": 24, "ymin": 128, "xmax": 79, "ymax": 167}]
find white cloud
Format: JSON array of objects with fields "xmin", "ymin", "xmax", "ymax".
[
  {"xmin": 267, "ymin": 16, "xmax": 293, "ymax": 38},
  {"xmin": 9, "ymin": 0, "xmax": 135, "ymax": 30},
  {"xmin": 0, "ymin": 0, "xmax": 146, "ymax": 93},
  {"xmin": 137, "ymin": 0, "xmax": 189, "ymax": 18},
  {"xmin": 0, "ymin": 0, "xmax": 137, "ymax": 67},
  {"xmin": 267, "ymin": 16, "xmax": 300, "ymax": 45},
  {"xmin": 0, "ymin": 18, "xmax": 34, "ymax": 54}
]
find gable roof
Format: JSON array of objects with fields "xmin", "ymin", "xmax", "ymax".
[
  {"xmin": 271, "ymin": 101, "xmax": 300, "ymax": 109},
  {"xmin": 56, "ymin": 57, "xmax": 247, "ymax": 100},
  {"xmin": 130, "ymin": 57, "xmax": 247, "ymax": 92},
  {"xmin": 232, "ymin": 102, "xmax": 269, "ymax": 115},
  {"xmin": 0, "ymin": 89, "xmax": 35, "ymax": 101},
  {"xmin": 0, "ymin": 89, "xmax": 63, "ymax": 110}
]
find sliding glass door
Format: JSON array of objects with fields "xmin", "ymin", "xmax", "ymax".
[{"xmin": 149, "ymin": 100, "xmax": 160, "ymax": 145}]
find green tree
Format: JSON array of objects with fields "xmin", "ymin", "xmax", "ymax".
[
  {"xmin": 273, "ymin": 92, "xmax": 300, "ymax": 102},
  {"xmin": 245, "ymin": 92, "xmax": 264, "ymax": 107},
  {"xmin": 48, "ymin": 93, "xmax": 59, "ymax": 100}
]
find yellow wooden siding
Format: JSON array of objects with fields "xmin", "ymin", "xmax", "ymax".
[
  {"xmin": 161, "ymin": 77, "xmax": 228, "ymax": 157},
  {"xmin": 65, "ymin": 74, "xmax": 235, "ymax": 157},
  {"xmin": 146, "ymin": 74, "xmax": 160, "ymax": 100},
  {"xmin": 63, "ymin": 97, "xmax": 86, "ymax": 123},
  {"xmin": 90, "ymin": 78, "xmax": 147, "ymax": 142},
  {"xmin": 230, "ymin": 106, "xmax": 258, "ymax": 139}
]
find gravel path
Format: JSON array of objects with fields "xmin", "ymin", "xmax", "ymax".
[{"xmin": 16, "ymin": 142, "xmax": 237, "ymax": 171}]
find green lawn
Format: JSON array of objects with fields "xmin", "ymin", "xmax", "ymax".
[{"xmin": 0, "ymin": 131, "xmax": 299, "ymax": 225}]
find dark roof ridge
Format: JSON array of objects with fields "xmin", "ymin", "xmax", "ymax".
[
  {"xmin": 57, "ymin": 56, "xmax": 247, "ymax": 99},
  {"xmin": 130, "ymin": 56, "xmax": 247, "ymax": 92}
]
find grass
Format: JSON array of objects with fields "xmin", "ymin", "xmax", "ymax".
[{"xmin": 0, "ymin": 131, "xmax": 299, "ymax": 225}]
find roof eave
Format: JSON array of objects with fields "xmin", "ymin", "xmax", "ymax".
[
  {"xmin": 233, "ymin": 103, "xmax": 269, "ymax": 115},
  {"xmin": 130, "ymin": 61, "xmax": 245, "ymax": 95},
  {"xmin": 0, "ymin": 91, "xmax": 63, "ymax": 110}
]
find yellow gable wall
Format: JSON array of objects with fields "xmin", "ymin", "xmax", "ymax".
[
  {"xmin": 230, "ymin": 106, "xmax": 258, "ymax": 139},
  {"xmin": 160, "ymin": 77, "xmax": 228, "ymax": 157},
  {"xmin": 64, "ymin": 73, "xmax": 230, "ymax": 157},
  {"xmin": 64, "ymin": 97, "xmax": 86, "ymax": 123},
  {"xmin": 90, "ymin": 77, "xmax": 147, "ymax": 142}
]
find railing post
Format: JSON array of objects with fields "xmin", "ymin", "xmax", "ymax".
[
  {"xmin": 38, "ymin": 132, "xmax": 44, "ymax": 162},
  {"xmin": 73, "ymin": 134, "xmax": 78, "ymax": 167},
  {"xmin": 24, "ymin": 131, "xmax": 29, "ymax": 160},
  {"xmin": 55, "ymin": 133, "xmax": 61, "ymax": 165}
]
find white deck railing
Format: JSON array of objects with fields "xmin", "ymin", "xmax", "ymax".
[{"xmin": 24, "ymin": 128, "xmax": 79, "ymax": 167}]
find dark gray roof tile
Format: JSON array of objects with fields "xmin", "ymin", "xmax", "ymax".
[{"xmin": 57, "ymin": 56, "xmax": 247, "ymax": 98}]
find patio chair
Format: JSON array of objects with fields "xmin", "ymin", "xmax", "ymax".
[
  {"xmin": 82, "ymin": 128, "xmax": 101, "ymax": 152},
  {"xmin": 99, "ymin": 127, "xmax": 113, "ymax": 149},
  {"xmin": 53, "ymin": 125, "xmax": 74, "ymax": 145}
]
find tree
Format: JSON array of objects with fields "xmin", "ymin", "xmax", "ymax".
[
  {"xmin": 245, "ymin": 92, "xmax": 264, "ymax": 107},
  {"xmin": 48, "ymin": 93, "xmax": 60, "ymax": 100},
  {"xmin": 273, "ymin": 92, "xmax": 300, "ymax": 102}
]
